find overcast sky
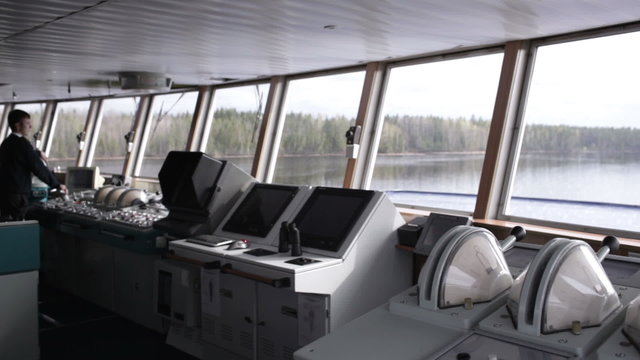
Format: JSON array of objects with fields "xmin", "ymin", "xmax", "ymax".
[{"xmin": 525, "ymin": 31, "xmax": 640, "ymax": 128}]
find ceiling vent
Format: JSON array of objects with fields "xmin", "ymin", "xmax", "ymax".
[{"xmin": 118, "ymin": 72, "xmax": 172, "ymax": 91}]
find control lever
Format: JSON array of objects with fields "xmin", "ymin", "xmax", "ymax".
[
  {"xmin": 499, "ymin": 226, "xmax": 526, "ymax": 252},
  {"xmin": 289, "ymin": 222, "xmax": 302, "ymax": 257},
  {"xmin": 278, "ymin": 221, "xmax": 290, "ymax": 253},
  {"xmin": 596, "ymin": 235, "xmax": 620, "ymax": 262}
]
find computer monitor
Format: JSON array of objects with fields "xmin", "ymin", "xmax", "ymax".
[
  {"xmin": 223, "ymin": 184, "xmax": 300, "ymax": 237},
  {"xmin": 153, "ymin": 151, "xmax": 255, "ymax": 237},
  {"xmin": 214, "ymin": 183, "xmax": 312, "ymax": 246},
  {"xmin": 292, "ymin": 187, "xmax": 376, "ymax": 253},
  {"xmin": 65, "ymin": 166, "xmax": 103, "ymax": 191},
  {"xmin": 158, "ymin": 151, "xmax": 224, "ymax": 217}
]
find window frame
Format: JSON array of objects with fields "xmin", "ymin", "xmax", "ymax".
[
  {"xmin": 88, "ymin": 95, "xmax": 142, "ymax": 175},
  {"xmin": 0, "ymin": 104, "xmax": 10, "ymax": 139},
  {"xmin": 46, "ymin": 99, "xmax": 92, "ymax": 168},
  {"xmin": 134, "ymin": 90, "xmax": 199, "ymax": 179},
  {"xmin": 201, "ymin": 81, "xmax": 272, "ymax": 177},
  {"xmin": 10, "ymin": 101, "xmax": 48, "ymax": 148},
  {"xmin": 367, "ymin": 46, "xmax": 505, "ymax": 216},
  {"xmin": 496, "ymin": 25, "xmax": 640, "ymax": 239},
  {"xmin": 269, "ymin": 66, "xmax": 368, "ymax": 186}
]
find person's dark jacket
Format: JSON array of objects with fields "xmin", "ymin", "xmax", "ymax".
[{"xmin": 0, "ymin": 133, "xmax": 60, "ymax": 194}]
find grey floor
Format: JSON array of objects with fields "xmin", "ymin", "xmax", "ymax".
[{"xmin": 39, "ymin": 284, "xmax": 197, "ymax": 360}]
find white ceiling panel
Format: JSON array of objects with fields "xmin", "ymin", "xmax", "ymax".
[{"xmin": 1, "ymin": 0, "xmax": 639, "ymax": 102}]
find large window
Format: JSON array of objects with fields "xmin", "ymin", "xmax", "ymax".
[
  {"xmin": 14, "ymin": 102, "xmax": 46, "ymax": 148},
  {"xmin": 138, "ymin": 91, "xmax": 197, "ymax": 178},
  {"xmin": 370, "ymin": 53, "xmax": 503, "ymax": 213},
  {"xmin": 205, "ymin": 83, "xmax": 270, "ymax": 174},
  {"xmin": 272, "ymin": 71, "xmax": 365, "ymax": 186},
  {"xmin": 48, "ymin": 101, "xmax": 89, "ymax": 169},
  {"xmin": 92, "ymin": 97, "xmax": 139, "ymax": 174},
  {"xmin": 504, "ymin": 31, "xmax": 640, "ymax": 234}
]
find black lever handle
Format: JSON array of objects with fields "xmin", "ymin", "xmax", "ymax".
[
  {"xmin": 510, "ymin": 226, "xmax": 526, "ymax": 242},
  {"xmin": 602, "ymin": 235, "xmax": 620, "ymax": 253},
  {"xmin": 278, "ymin": 221, "xmax": 290, "ymax": 253},
  {"xmin": 289, "ymin": 222, "xmax": 302, "ymax": 257},
  {"xmin": 597, "ymin": 235, "xmax": 620, "ymax": 262}
]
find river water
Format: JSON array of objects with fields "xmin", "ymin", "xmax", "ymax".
[{"xmin": 57, "ymin": 152, "xmax": 640, "ymax": 233}]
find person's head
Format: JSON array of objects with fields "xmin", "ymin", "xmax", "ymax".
[{"xmin": 8, "ymin": 109, "xmax": 32, "ymax": 136}]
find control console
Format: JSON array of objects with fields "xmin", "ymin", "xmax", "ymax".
[
  {"xmin": 105, "ymin": 203, "xmax": 168, "ymax": 228},
  {"xmin": 43, "ymin": 198, "xmax": 106, "ymax": 219}
]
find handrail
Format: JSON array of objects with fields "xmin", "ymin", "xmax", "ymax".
[
  {"xmin": 221, "ymin": 263, "xmax": 291, "ymax": 288},
  {"xmin": 165, "ymin": 251, "xmax": 206, "ymax": 266},
  {"xmin": 164, "ymin": 253, "xmax": 291, "ymax": 288}
]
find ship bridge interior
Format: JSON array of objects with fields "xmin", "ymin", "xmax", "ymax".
[
  {"xmin": 0, "ymin": 0, "xmax": 637, "ymax": 240},
  {"xmin": 2, "ymin": 1, "xmax": 640, "ymax": 360}
]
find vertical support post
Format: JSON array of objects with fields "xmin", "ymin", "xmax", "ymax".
[
  {"xmin": 79, "ymin": 99, "xmax": 103, "ymax": 167},
  {"xmin": 252, "ymin": 76, "xmax": 287, "ymax": 182},
  {"xmin": 345, "ymin": 62, "xmax": 388, "ymax": 189},
  {"xmin": 187, "ymin": 86, "xmax": 216, "ymax": 152},
  {"xmin": 0, "ymin": 104, "xmax": 14, "ymax": 140},
  {"xmin": 123, "ymin": 96, "xmax": 152, "ymax": 178},
  {"xmin": 474, "ymin": 41, "xmax": 531, "ymax": 219},
  {"xmin": 38, "ymin": 101, "xmax": 57, "ymax": 154},
  {"xmin": 129, "ymin": 95, "xmax": 155, "ymax": 177}
]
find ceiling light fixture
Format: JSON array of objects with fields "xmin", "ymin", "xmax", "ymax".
[
  {"xmin": 209, "ymin": 77, "xmax": 238, "ymax": 82},
  {"xmin": 118, "ymin": 72, "xmax": 172, "ymax": 90}
]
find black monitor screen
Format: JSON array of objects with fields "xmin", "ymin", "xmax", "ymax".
[
  {"xmin": 66, "ymin": 168, "xmax": 95, "ymax": 189},
  {"xmin": 158, "ymin": 151, "xmax": 225, "ymax": 214},
  {"xmin": 293, "ymin": 187, "xmax": 375, "ymax": 252},
  {"xmin": 222, "ymin": 184, "xmax": 300, "ymax": 237}
]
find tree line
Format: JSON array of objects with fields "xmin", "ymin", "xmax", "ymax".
[{"xmin": 47, "ymin": 108, "xmax": 640, "ymax": 161}]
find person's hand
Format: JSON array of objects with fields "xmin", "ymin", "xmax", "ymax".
[
  {"xmin": 58, "ymin": 184, "xmax": 68, "ymax": 194},
  {"xmin": 39, "ymin": 151, "xmax": 49, "ymax": 162}
]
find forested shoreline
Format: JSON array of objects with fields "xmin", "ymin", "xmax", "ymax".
[{"xmin": 48, "ymin": 108, "xmax": 640, "ymax": 161}]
